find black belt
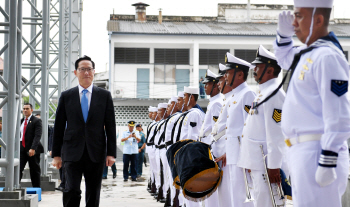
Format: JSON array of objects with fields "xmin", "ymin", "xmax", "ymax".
[
  {"xmin": 165, "ymin": 141, "xmax": 173, "ymax": 146},
  {"xmin": 155, "ymin": 145, "xmax": 166, "ymax": 149}
]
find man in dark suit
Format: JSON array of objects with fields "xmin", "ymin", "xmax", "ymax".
[
  {"xmin": 20, "ymin": 103, "xmax": 43, "ymax": 187},
  {"xmin": 51, "ymin": 55, "xmax": 116, "ymax": 207}
]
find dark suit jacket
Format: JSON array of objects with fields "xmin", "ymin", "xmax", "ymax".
[
  {"xmin": 51, "ymin": 85, "xmax": 116, "ymax": 163},
  {"xmin": 20, "ymin": 116, "xmax": 44, "ymax": 153}
]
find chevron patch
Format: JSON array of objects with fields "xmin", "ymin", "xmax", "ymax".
[
  {"xmin": 213, "ymin": 116, "xmax": 218, "ymax": 122},
  {"xmin": 244, "ymin": 105, "xmax": 251, "ymax": 114},
  {"xmin": 331, "ymin": 80, "xmax": 348, "ymax": 97},
  {"xmin": 272, "ymin": 109, "xmax": 282, "ymax": 123}
]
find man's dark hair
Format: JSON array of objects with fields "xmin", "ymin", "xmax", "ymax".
[
  {"xmin": 193, "ymin": 94, "xmax": 198, "ymax": 102},
  {"xmin": 75, "ymin": 55, "xmax": 95, "ymax": 70},
  {"xmin": 23, "ymin": 103, "xmax": 33, "ymax": 109},
  {"xmin": 236, "ymin": 69, "xmax": 248, "ymax": 81},
  {"xmin": 315, "ymin": 8, "xmax": 332, "ymax": 27},
  {"xmin": 271, "ymin": 64, "xmax": 282, "ymax": 77}
]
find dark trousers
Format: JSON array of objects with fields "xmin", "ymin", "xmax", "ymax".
[
  {"xmin": 19, "ymin": 149, "xmax": 41, "ymax": 187},
  {"xmin": 137, "ymin": 151, "xmax": 145, "ymax": 176},
  {"xmin": 59, "ymin": 163, "xmax": 66, "ymax": 188},
  {"xmin": 63, "ymin": 147, "xmax": 104, "ymax": 207},
  {"xmin": 102, "ymin": 162, "xmax": 116, "ymax": 177},
  {"xmin": 123, "ymin": 154, "xmax": 137, "ymax": 180}
]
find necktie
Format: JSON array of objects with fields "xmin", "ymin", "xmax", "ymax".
[
  {"xmin": 81, "ymin": 89, "xmax": 89, "ymax": 122},
  {"xmin": 22, "ymin": 118, "xmax": 28, "ymax": 147}
]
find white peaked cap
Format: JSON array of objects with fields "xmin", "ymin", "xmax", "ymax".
[
  {"xmin": 249, "ymin": 65, "xmax": 256, "ymax": 70},
  {"xmin": 294, "ymin": 0, "xmax": 333, "ymax": 8},
  {"xmin": 148, "ymin": 106, "xmax": 153, "ymax": 112},
  {"xmin": 224, "ymin": 52, "xmax": 252, "ymax": 71},
  {"xmin": 206, "ymin": 69, "xmax": 218, "ymax": 79},
  {"xmin": 219, "ymin": 63, "xmax": 226, "ymax": 71},
  {"xmin": 184, "ymin": 86, "xmax": 199, "ymax": 95},
  {"xmin": 158, "ymin": 103, "xmax": 168, "ymax": 109},
  {"xmin": 168, "ymin": 100, "xmax": 172, "ymax": 105},
  {"xmin": 178, "ymin": 91, "xmax": 184, "ymax": 98},
  {"xmin": 150, "ymin": 107, "xmax": 158, "ymax": 112},
  {"xmin": 170, "ymin": 96, "xmax": 178, "ymax": 103},
  {"xmin": 252, "ymin": 45, "xmax": 278, "ymax": 65}
]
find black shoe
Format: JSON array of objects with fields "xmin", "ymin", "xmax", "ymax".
[
  {"xmin": 124, "ymin": 179, "xmax": 128, "ymax": 182},
  {"xmin": 132, "ymin": 178, "xmax": 137, "ymax": 181},
  {"xmin": 102, "ymin": 176, "xmax": 107, "ymax": 179},
  {"xmin": 113, "ymin": 173, "xmax": 116, "ymax": 179},
  {"xmin": 159, "ymin": 198, "xmax": 166, "ymax": 203},
  {"xmin": 55, "ymin": 186, "xmax": 64, "ymax": 192}
]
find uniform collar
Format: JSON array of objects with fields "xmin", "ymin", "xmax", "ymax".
[
  {"xmin": 78, "ymin": 83, "xmax": 93, "ymax": 94},
  {"xmin": 258, "ymin": 78, "xmax": 278, "ymax": 92},
  {"xmin": 224, "ymin": 89, "xmax": 234, "ymax": 99},
  {"xmin": 24, "ymin": 114, "xmax": 32, "ymax": 121},
  {"xmin": 232, "ymin": 82, "xmax": 248, "ymax": 95},
  {"xmin": 209, "ymin": 93, "xmax": 222, "ymax": 102}
]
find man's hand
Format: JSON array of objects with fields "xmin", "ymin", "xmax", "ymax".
[
  {"xmin": 138, "ymin": 149, "xmax": 141, "ymax": 153},
  {"xmin": 28, "ymin": 149, "xmax": 35, "ymax": 157},
  {"xmin": 214, "ymin": 153, "xmax": 226, "ymax": 168},
  {"xmin": 52, "ymin": 156, "xmax": 62, "ymax": 169},
  {"xmin": 316, "ymin": 166, "xmax": 337, "ymax": 187},
  {"xmin": 106, "ymin": 156, "xmax": 115, "ymax": 167},
  {"xmin": 268, "ymin": 168, "xmax": 281, "ymax": 183},
  {"xmin": 277, "ymin": 11, "xmax": 294, "ymax": 37}
]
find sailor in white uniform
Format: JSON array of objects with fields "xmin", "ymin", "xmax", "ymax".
[
  {"xmin": 177, "ymin": 86, "xmax": 205, "ymax": 207},
  {"xmin": 237, "ymin": 45, "xmax": 286, "ymax": 207},
  {"xmin": 146, "ymin": 106, "xmax": 158, "ymax": 194},
  {"xmin": 273, "ymin": 0, "xmax": 350, "ymax": 206},
  {"xmin": 154, "ymin": 103, "xmax": 169, "ymax": 202},
  {"xmin": 213, "ymin": 53, "xmax": 256, "ymax": 207},
  {"xmin": 199, "ymin": 69, "xmax": 223, "ymax": 145}
]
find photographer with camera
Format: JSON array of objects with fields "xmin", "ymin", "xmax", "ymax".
[{"xmin": 121, "ymin": 121, "xmax": 141, "ymax": 181}]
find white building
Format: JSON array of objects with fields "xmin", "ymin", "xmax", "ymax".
[{"xmin": 107, "ymin": 2, "xmax": 350, "ymax": 128}]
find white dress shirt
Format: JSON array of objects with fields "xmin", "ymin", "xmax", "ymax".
[
  {"xmin": 20, "ymin": 114, "xmax": 32, "ymax": 141},
  {"xmin": 78, "ymin": 83, "xmax": 93, "ymax": 110}
]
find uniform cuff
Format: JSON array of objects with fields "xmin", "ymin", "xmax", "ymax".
[
  {"xmin": 276, "ymin": 31, "xmax": 292, "ymax": 46},
  {"xmin": 319, "ymin": 150, "xmax": 338, "ymax": 168}
]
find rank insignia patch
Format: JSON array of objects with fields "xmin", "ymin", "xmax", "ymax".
[
  {"xmin": 244, "ymin": 105, "xmax": 251, "ymax": 114},
  {"xmin": 213, "ymin": 116, "xmax": 218, "ymax": 122},
  {"xmin": 190, "ymin": 122, "xmax": 197, "ymax": 127},
  {"xmin": 331, "ymin": 80, "xmax": 348, "ymax": 97},
  {"xmin": 272, "ymin": 109, "xmax": 282, "ymax": 123}
]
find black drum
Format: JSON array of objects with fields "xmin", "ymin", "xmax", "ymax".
[{"xmin": 167, "ymin": 140, "xmax": 223, "ymax": 201}]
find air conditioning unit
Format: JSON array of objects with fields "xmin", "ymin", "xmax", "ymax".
[{"xmin": 115, "ymin": 88, "xmax": 124, "ymax": 98}]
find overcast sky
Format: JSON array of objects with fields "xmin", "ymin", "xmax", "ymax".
[{"xmin": 82, "ymin": 0, "xmax": 350, "ymax": 73}]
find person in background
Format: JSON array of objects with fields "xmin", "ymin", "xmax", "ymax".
[
  {"xmin": 199, "ymin": 77, "xmax": 205, "ymax": 99},
  {"xmin": 136, "ymin": 124, "xmax": 146, "ymax": 177}
]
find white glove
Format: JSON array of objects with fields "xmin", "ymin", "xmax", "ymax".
[
  {"xmin": 315, "ymin": 150, "xmax": 338, "ymax": 187},
  {"xmin": 277, "ymin": 11, "xmax": 294, "ymax": 37},
  {"xmin": 315, "ymin": 166, "xmax": 337, "ymax": 187}
]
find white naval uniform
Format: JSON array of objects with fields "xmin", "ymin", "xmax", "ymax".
[
  {"xmin": 209, "ymin": 89, "xmax": 235, "ymax": 207},
  {"xmin": 198, "ymin": 94, "xmax": 223, "ymax": 207},
  {"xmin": 154, "ymin": 119, "xmax": 166, "ymax": 191},
  {"xmin": 224, "ymin": 82, "xmax": 256, "ymax": 207},
  {"xmin": 147, "ymin": 121, "xmax": 161, "ymax": 189},
  {"xmin": 164, "ymin": 112, "xmax": 182, "ymax": 206},
  {"xmin": 273, "ymin": 34, "xmax": 350, "ymax": 207},
  {"xmin": 199, "ymin": 93, "xmax": 223, "ymax": 145},
  {"xmin": 237, "ymin": 78, "xmax": 285, "ymax": 207},
  {"xmin": 177, "ymin": 107, "xmax": 204, "ymax": 207},
  {"xmin": 146, "ymin": 121, "xmax": 157, "ymax": 183}
]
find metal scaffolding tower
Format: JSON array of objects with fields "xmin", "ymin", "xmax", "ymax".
[{"xmin": 0, "ymin": 0, "xmax": 82, "ymax": 200}]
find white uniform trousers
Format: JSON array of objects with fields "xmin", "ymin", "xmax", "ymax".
[
  {"xmin": 148, "ymin": 148, "xmax": 157, "ymax": 183},
  {"xmin": 217, "ymin": 163, "xmax": 234, "ymax": 207},
  {"xmin": 160, "ymin": 148, "xmax": 169, "ymax": 198},
  {"xmin": 167, "ymin": 163, "xmax": 176, "ymax": 205},
  {"xmin": 250, "ymin": 169, "xmax": 284, "ymax": 207},
  {"xmin": 184, "ymin": 198, "xmax": 201, "ymax": 207},
  {"xmin": 204, "ymin": 190, "xmax": 219, "ymax": 207},
  {"xmin": 287, "ymin": 140, "xmax": 349, "ymax": 207},
  {"xmin": 228, "ymin": 164, "xmax": 254, "ymax": 207},
  {"xmin": 155, "ymin": 148, "xmax": 162, "ymax": 189}
]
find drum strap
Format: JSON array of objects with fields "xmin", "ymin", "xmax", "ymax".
[{"xmin": 175, "ymin": 111, "xmax": 191, "ymax": 143}]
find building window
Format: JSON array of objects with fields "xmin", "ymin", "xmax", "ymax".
[
  {"xmin": 114, "ymin": 48, "xmax": 149, "ymax": 64},
  {"xmin": 154, "ymin": 49, "xmax": 189, "ymax": 65},
  {"xmin": 154, "ymin": 64, "xmax": 176, "ymax": 84},
  {"xmin": 199, "ymin": 49, "xmax": 229, "ymax": 65}
]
